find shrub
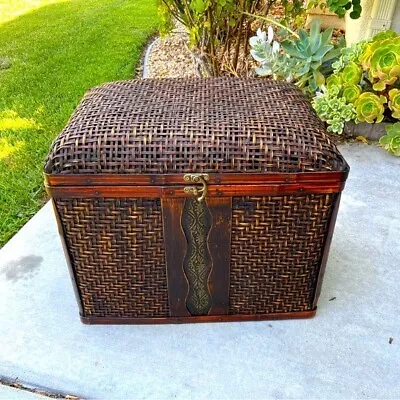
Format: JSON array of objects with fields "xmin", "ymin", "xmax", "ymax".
[
  {"xmin": 159, "ymin": 0, "xmax": 360, "ymax": 76},
  {"xmin": 308, "ymin": 0, "xmax": 362, "ymax": 19},
  {"xmin": 158, "ymin": 0, "xmax": 307, "ymax": 75}
]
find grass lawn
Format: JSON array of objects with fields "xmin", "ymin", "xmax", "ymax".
[{"xmin": 0, "ymin": 0, "xmax": 158, "ymax": 246}]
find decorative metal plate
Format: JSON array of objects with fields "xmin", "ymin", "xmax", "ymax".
[{"xmin": 181, "ymin": 198, "xmax": 213, "ymax": 315}]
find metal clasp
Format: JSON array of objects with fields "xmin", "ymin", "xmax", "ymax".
[{"xmin": 183, "ymin": 173, "xmax": 209, "ymax": 202}]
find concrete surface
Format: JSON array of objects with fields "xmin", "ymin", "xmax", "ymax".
[
  {"xmin": 0, "ymin": 385, "xmax": 43, "ymax": 400},
  {"xmin": 0, "ymin": 143, "xmax": 399, "ymax": 400}
]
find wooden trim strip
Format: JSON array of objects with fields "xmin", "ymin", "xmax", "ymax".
[
  {"xmin": 207, "ymin": 197, "xmax": 231, "ymax": 315},
  {"xmin": 45, "ymin": 169, "xmax": 349, "ymax": 187},
  {"xmin": 47, "ymin": 182, "xmax": 346, "ymax": 198},
  {"xmin": 80, "ymin": 309, "xmax": 317, "ymax": 324},
  {"xmin": 162, "ymin": 198, "xmax": 190, "ymax": 317}
]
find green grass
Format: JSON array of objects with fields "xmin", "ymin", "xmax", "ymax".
[{"xmin": 0, "ymin": 0, "xmax": 158, "ymax": 246}]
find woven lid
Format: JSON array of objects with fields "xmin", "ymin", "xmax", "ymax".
[{"xmin": 45, "ymin": 78, "xmax": 346, "ymax": 175}]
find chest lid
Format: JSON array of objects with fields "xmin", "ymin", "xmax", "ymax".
[{"xmin": 44, "ymin": 78, "xmax": 347, "ymax": 176}]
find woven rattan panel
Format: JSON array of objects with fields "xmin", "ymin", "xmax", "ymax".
[
  {"xmin": 45, "ymin": 78, "xmax": 346, "ymax": 174},
  {"xmin": 229, "ymin": 194, "xmax": 336, "ymax": 314},
  {"xmin": 55, "ymin": 198, "xmax": 169, "ymax": 318}
]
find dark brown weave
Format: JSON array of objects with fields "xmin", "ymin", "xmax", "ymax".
[
  {"xmin": 55, "ymin": 198, "xmax": 169, "ymax": 318},
  {"xmin": 45, "ymin": 78, "xmax": 346, "ymax": 174},
  {"xmin": 229, "ymin": 194, "xmax": 336, "ymax": 314}
]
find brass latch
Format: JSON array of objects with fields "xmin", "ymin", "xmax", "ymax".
[{"xmin": 183, "ymin": 173, "xmax": 209, "ymax": 202}]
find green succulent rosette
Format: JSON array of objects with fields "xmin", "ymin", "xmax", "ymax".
[
  {"xmin": 354, "ymin": 92, "xmax": 386, "ymax": 123},
  {"xmin": 371, "ymin": 30, "xmax": 398, "ymax": 42},
  {"xmin": 361, "ymin": 36, "xmax": 400, "ymax": 91},
  {"xmin": 341, "ymin": 61, "xmax": 362, "ymax": 85},
  {"xmin": 379, "ymin": 122, "xmax": 400, "ymax": 156},
  {"xmin": 388, "ymin": 88, "xmax": 400, "ymax": 119},
  {"xmin": 342, "ymin": 84, "xmax": 361, "ymax": 103},
  {"xmin": 326, "ymin": 74, "xmax": 342, "ymax": 92}
]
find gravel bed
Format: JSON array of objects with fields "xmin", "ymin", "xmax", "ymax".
[{"xmin": 143, "ymin": 24, "xmax": 196, "ymax": 79}]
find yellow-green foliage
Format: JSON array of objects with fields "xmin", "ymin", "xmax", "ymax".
[
  {"xmin": 342, "ymin": 85, "xmax": 362, "ymax": 103},
  {"xmin": 341, "ymin": 61, "xmax": 362, "ymax": 85},
  {"xmin": 379, "ymin": 122, "xmax": 400, "ymax": 157},
  {"xmin": 354, "ymin": 93, "xmax": 386, "ymax": 123},
  {"xmin": 361, "ymin": 36, "xmax": 400, "ymax": 91},
  {"xmin": 312, "ymin": 30, "xmax": 400, "ymax": 136},
  {"xmin": 388, "ymin": 89, "xmax": 400, "ymax": 118}
]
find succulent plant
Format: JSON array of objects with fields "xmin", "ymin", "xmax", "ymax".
[
  {"xmin": 388, "ymin": 88, "xmax": 400, "ymax": 119},
  {"xmin": 313, "ymin": 90, "xmax": 356, "ymax": 133},
  {"xmin": 361, "ymin": 36, "xmax": 400, "ymax": 91},
  {"xmin": 279, "ymin": 19, "xmax": 341, "ymax": 93},
  {"xmin": 311, "ymin": 30, "xmax": 400, "ymax": 137},
  {"xmin": 371, "ymin": 30, "xmax": 398, "ymax": 42},
  {"xmin": 249, "ymin": 27, "xmax": 289, "ymax": 79},
  {"xmin": 341, "ymin": 61, "xmax": 362, "ymax": 85},
  {"xmin": 326, "ymin": 73, "xmax": 342, "ymax": 91},
  {"xmin": 354, "ymin": 92, "xmax": 386, "ymax": 123},
  {"xmin": 250, "ymin": 20, "xmax": 341, "ymax": 95},
  {"xmin": 379, "ymin": 122, "xmax": 400, "ymax": 156},
  {"xmin": 342, "ymin": 84, "xmax": 362, "ymax": 103},
  {"xmin": 332, "ymin": 40, "xmax": 366, "ymax": 73}
]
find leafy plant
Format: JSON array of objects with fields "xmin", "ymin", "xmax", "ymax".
[
  {"xmin": 326, "ymin": 74, "xmax": 342, "ymax": 91},
  {"xmin": 312, "ymin": 89, "xmax": 356, "ymax": 133},
  {"xmin": 354, "ymin": 92, "xmax": 386, "ymax": 123},
  {"xmin": 326, "ymin": 0, "xmax": 361, "ymax": 18},
  {"xmin": 379, "ymin": 122, "xmax": 400, "ymax": 156},
  {"xmin": 332, "ymin": 40, "xmax": 366, "ymax": 72},
  {"xmin": 307, "ymin": 0, "xmax": 362, "ymax": 19}
]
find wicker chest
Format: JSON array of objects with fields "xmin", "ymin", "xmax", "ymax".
[{"xmin": 45, "ymin": 78, "xmax": 349, "ymax": 324}]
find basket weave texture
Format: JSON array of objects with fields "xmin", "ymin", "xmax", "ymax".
[
  {"xmin": 45, "ymin": 78, "xmax": 346, "ymax": 174},
  {"xmin": 56, "ymin": 198, "xmax": 169, "ymax": 317},
  {"xmin": 230, "ymin": 193, "xmax": 336, "ymax": 314}
]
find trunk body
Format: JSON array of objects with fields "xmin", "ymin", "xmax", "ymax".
[{"xmin": 45, "ymin": 78, "xmax": 349, "ymax": 324}]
